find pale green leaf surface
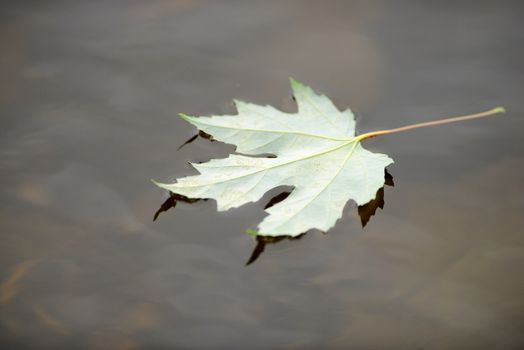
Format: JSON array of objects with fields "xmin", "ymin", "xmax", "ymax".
[{"xmin": 155, "ymin": 79, "xmax": 393, "ymax": 236}]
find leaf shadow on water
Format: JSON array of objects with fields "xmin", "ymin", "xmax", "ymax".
[
  {"xmin": 153, "ymin": 170, "xmax": 394, "ymax": 266},
  {"xmin": 177, "ymin": 130, "xmax": 214, "ymax": 151},
  {"xmin": 358, "ymin": 169, "xmax": 394, "ymax": 227},
  {"xmin": 153, "ymin": 193, "xmax": 207, "ymax": 221}
]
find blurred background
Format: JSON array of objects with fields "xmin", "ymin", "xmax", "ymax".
[{"xmin": 1, "ymin": 1, "xmax": 523, "ymax": 349}]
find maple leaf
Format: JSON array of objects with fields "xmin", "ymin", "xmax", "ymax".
[{"xmin": 153, "ymin": 79, "xmax": 504, "ymax": 237}]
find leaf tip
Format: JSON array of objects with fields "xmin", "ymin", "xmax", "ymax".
[
  {"xmin": 179, "ymin": 113, "xmax": 194, "ymax": 122},
  {"xmin": 289, "ymin": 77, "xmax": 304, "ymax": 90},
  {"xmin": 151, "ymin": 178, "xmax": 165, "ymax": 189},
  {"xmin": 151, "ymin": 178, "xmax": 172, "ymax": 191},
  {"xmin": 245, "ymin": 229, "xmax": 259, "ymax": 237},
  {"xmin": 233, "ymin": 99, "xmax": 245, "ymax": 110}
]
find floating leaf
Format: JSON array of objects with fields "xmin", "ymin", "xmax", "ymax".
[{"xmin": 154, "ymin": 79, "xmax": 504, "ymax": 237}]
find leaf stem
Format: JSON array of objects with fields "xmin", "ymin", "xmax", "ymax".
[{"xmin": 356, "ymin": 106, "xmax": 505, "ymax": 141}]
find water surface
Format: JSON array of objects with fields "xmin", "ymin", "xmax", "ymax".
[{"xmin": 1, "ymin": 1, "xmax": 524, "ymax": 349}]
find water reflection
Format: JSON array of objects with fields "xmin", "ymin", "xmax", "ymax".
[
  {"xmin": 33, "ymin": 306, "xmax": 70, "ymax": 336},
  {"xmin": 0, "ymin": 260, "xmax": 39, "ymax": 305},
  {"xmin": 153, "ymin": 170, "xmax": 394, "ymax": 265}
]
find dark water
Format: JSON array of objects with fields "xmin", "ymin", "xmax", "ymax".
[{"xmin": 1, "ymin": 1, "xmax": 524, "ymax": 349}]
